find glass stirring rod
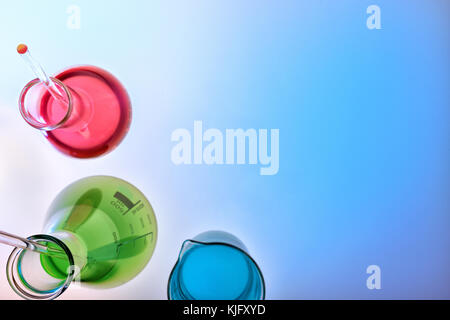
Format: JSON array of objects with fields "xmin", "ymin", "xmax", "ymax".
[
  {"xmin": 17, "ymin": 44, "xmax": 67, "ymax": 103},
  {"xmin": 0, "ymin": 229, "xmax": 53, "ymax": 255}
]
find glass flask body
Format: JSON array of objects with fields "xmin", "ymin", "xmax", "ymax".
[
  {"xmin": 7, "ymin": 176, "xmax": 157, "ymax": 299},
  {"xmin": 19, "ymin": 65, "xmax": 131, "ymax": 158}
]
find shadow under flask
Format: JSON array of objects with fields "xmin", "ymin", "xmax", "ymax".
[
  {"xmin": 19, "ymin": 65, "xmax": 132, "ymax": 158},
  {"xmin": 6, "ymin": 176, "xmax": 157, "ymax": 300}
]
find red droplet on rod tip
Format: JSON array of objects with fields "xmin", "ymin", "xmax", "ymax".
[{"xmin": 17, "ymin": 44, "xmax": 28, "ymax": 55}]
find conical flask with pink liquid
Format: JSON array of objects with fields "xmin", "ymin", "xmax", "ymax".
[{"xmin": 18, "ymin": 44, "xmax": 131, "ymax": 158}]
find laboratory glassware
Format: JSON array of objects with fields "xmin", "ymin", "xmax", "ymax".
[
  {"xmin": 2, "ymin": 175, "xmax": 157, "ymax": 300},
  {"xmin": 18, "ymin": 44, "xmax": 131, "ymax": 158},
  {"xmin": 168, "ymin": 231, "xmax": 265, "ymax": 300}
]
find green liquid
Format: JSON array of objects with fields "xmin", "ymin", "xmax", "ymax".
[
  {"xmin": 40, "ymin": 242, "xmax": 70, "ymax": 280},
  {"xmin": 40, "ymin": 176, "xmax": 157, "ymax": 288}
]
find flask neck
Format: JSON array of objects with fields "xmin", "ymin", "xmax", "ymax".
[
  {"xmin": 6, "ymin": 233, "xmax": 83, "ymax": 300},
  {"xmin": 19, "ymin": 76, "xmax": 92, "ymax": 133},
  {"xmin": 50, "ymin": 230, "xmax": 88, "ymax": 272},
  {"xmin": 19, "ymin": 77, "xmax": 74, "ymax": 131}
]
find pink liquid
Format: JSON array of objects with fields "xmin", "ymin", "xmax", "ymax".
[{"xmin": 39, "ymin": 65, "xmax": 131, "ymax": 158}]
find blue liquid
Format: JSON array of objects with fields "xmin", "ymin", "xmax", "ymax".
[{"xmin": 169, "ymin": 243, "xmax": 264, "ymax": 300}]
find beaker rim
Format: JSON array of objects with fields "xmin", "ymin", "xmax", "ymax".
[
  {"xmin": 18, "ymin": 77, "xmax": 73, "ymax": 131},
  {"xmin": 6, "ymin": 234, "xmax": 75, "ymax": 300},
  {"xmin": 167, "ymin": 239, "xmax": 266, "ymax": 300}
]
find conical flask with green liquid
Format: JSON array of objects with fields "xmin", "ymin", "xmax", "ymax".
[{"xmin": 2, "ymin": 176, "xmax": 157, "ymax": 300}]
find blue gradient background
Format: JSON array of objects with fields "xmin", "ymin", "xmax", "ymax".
[{"xmin": 0, "ymin": 1, "xmax": 449, "ymax": 299}]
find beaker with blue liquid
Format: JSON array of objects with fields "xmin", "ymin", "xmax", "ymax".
[{"xmin": 168, "ymin": 231, "xmax": 265, "ymax": 300}]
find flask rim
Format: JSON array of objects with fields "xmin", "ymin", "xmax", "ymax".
[
  {"xmin": 6, "ymin": 234, "xmax": 75, "ymax": 300},
  {"xmin": 18, "ymin": 77, "xmax": 73, "ymax": 131}
]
